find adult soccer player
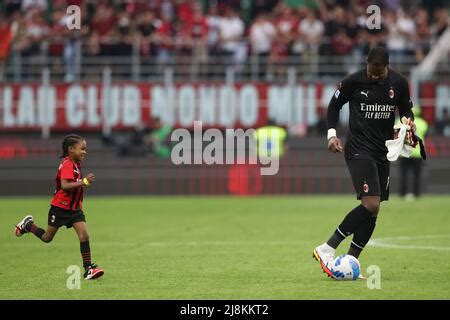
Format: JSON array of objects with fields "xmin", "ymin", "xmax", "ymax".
[{"xmin": 313, "ymin": 46, "xmax": 416, "ymax": 278}]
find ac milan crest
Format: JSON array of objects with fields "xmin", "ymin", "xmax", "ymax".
[
  {"xmin": 389, "ymin": 88, "xmax": 395, "ymax": 99},
  {"xmin": 363, "ymin": 183, "xmax": 369, "ymax": 193}
]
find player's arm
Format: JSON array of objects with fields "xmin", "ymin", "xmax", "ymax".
[
  {"xmin": 327, "ymin": 79, "xmax": 352, "ymax": 153},
  {"xmin": 61, "ymin": 173, "xmax": 95, "ymax": 191},
  {"xmin": 60, "ymin": 162, "xmax": 95, "ymax": 191}
]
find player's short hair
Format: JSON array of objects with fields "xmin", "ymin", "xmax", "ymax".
[{"xmin": 367, "ymin": 47, "xmax": 389, "ymax": 66}]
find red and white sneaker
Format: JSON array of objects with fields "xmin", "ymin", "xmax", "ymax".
[
  {"xmin": 84, "ymin": 263, "xmax": 104, "ymax": 280},
  {"xmin": 313, "ymin": 243, "xmax": 336, "ymax": 279},
  {"xmin": 15, "ymin": 215, "xmax": 33, "ymax": 237}
]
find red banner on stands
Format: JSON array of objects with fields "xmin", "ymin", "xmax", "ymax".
[{"xmin": 0, "ymin": 82, "xmax": 446, "ymax": 131}]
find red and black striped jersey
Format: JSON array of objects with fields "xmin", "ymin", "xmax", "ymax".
[{"xmin": 50, "ymin": 157, "xmax": 84, "ymax": 211}]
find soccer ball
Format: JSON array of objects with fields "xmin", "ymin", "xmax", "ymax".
[{"xmin": 330, "ymin": 254, "xmax": 361, "ymax": 280}]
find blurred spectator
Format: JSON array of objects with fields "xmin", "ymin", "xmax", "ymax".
[
  {"xmin": 89, "ymin": 0, "xmax": 117, "ymax": 55},
  {"xmin": 320, "ymin": 5, "xmax": 355, "ymax": 76},
  {"xmin": 420, "ymin": 0, "xmax": 448, "ymax": 19},
  {"xmin": 323, "ymin": 5, "xmax": 347, "ymax": 46},
  {"xmin": 0, "ymin": 0, "xmax": 447, "ymax": 82},
  {"xmin": 435, "ymin": 108, "xmax": 450, "ymax": 137},
  {"xmin": 137, "ymin": 11, "xmax": 160, "ymax": 57},
  {"xmin": 254, "ymin": 118, "xmax": 288, "ymax": 159},
  {"xmin": 330, "ymin": 23, "xmax": 355, "ymax": 77},
  {"xmin": 251, "ymin": 0, "xmax": 279, "ymax": 20},
  {"xmin": 144, "ymin": 118, "xmax": 173, "ymax": 159},
  {"xmin": 299, "ymin": 8, "xmax": 324, "ymax": 54},
  {"xmin": 12, "ymin": 6, "xmax": 49, "ymax": 81},
  {"xmin": 155, "ymin": 13, "xmax": 175, "ymax": 67},
  {"xmin": 330, "ymin": 27, "xmax": 354, "ymax": 55},
  {"xmin": 113, "ymin": 11, "xmax": 135, "ymax": 56},
  {"xmin": 205, "ymin": 4, "xmax": 221, "ymax": 57},
  {"xmin": 298, "ymin": 8, "xmax": 324, "ymax": 77},
  {"xmin": 431, "ymin": 7, "xmax": 449, "ymax": 41},
  {"xmin": 172, "ymin": 18, "xmax": 193, "ymax": 76},
  {"xmin": 383, "ymin": 0, "xmax": 402, "ymax": 11},
  {"xmin": 177, "ymin": 0, "xmax": 194, "ymax": 23},
  {"xmin": 2, "ymin": 0, "xmax": 22, "ymax": 16},
  {"xmin": 124, "ymin": 0, "xmax": 152, "ymax": 17},
  {"xmin": 385, "ymin": 10, "xmax": 416, "ymax": 69},
  {"xmin": 49, "ymin": 1, "xmax": 87, "ymax": 82},
  {"xmin": 0, "ymin": 14, "xmax": 16, "ymax": 81},
  {"xmin": 189, "ymin": 1, "xmax": 209, "ymax": 71},
  {"xmin": 218, "ymin": 6, "xmax": 246, "ymax": 72},
  {"xmin": 313, "ymin": 106, "xmax": 327, "ymax": 135},
  {"xmin": 160, "ymin": 0, "xmax": 175, "ymax": 22},
  {"xmin": 270, "ymin": 5, "xmax": 297, "ymax": 80},
  {"xmin": 362, "ymin": 22, "xmax": 387, "ymax": 54},
  {"xmin": 21, "ymin": 0, "xmax": 47, "ymax": 12},
  {"xmin": 275, "ymin": 4, "xmax": 298, "ymax": 51},
  {"xmin": 399, "ymin": 106, "xmax": 428, "ymax": 200},
  {"xmin": 414, "ymin": 7, "xmax": 431, "ymax": 62},
  {"xmin": 250, "ymin": 13, "xmax": 276, "ymax": 79},
  {"xmin": 106, "ymin": 123, "xmax": 151, "ymax": 157}
]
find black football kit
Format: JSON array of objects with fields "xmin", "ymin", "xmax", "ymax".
[{"xmin": 327, "ymin": 68, "xmax": 414, "ymax": 200}]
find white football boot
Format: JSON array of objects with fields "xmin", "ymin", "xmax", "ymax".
[
  {"xmin": 15, "ymin": 215, "xmax": 33, "ymax": 237},
  {"xmin": 313, "ymin": 243, "xmax": 336, "ymax": 279}
]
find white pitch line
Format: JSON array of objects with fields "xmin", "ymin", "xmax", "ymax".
[{"xmin": 368, "ymin": 234, "xmax": 450, "ymax": 251}]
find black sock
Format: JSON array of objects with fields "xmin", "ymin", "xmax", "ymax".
[
  {"xmin": 80, "ymin": 241, "xmax": 91, "ymax": 269},
  {"xmin": 348, "ymin": 216, "xmax": 377, "ymax": 258},
  {"xmin": 326, "ymin": 205, "xmax": 372, "ymax": 249},
  {"xmin": 28, "ymin": 223, "xmax": 46, "ymax": 240}
]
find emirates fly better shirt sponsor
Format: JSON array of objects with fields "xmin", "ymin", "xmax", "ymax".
[{"xmin": 327, "ymin": 68, "xmax": 414, "ymax": 162}]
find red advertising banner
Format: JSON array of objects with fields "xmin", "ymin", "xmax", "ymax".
[{"xmin": 0, "ymin": 82, "xmax": 447, "ymax": 131}]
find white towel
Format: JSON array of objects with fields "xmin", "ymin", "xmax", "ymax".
[{"xmin": 385, "ymin": 123, "xmax": 415, "ymax": 162}]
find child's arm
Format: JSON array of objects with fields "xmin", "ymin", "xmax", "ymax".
[{"xmin": 61, "ymin": 173, "xmax": 95, "ymax": 191}]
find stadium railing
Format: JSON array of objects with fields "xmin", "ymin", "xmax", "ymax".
[{"xmin": 3, "ymin": 39, "xmax": 444, "ymax": 83}]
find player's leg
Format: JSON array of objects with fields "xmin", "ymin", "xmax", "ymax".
[
  {"xmin": 72, "ymin": 221, "xmax": 91, "ymax": 269},
  {"xmin": 347, "ymin": 195, "xmax": 379, "ymax": 258},
  {"xmin": 348, "ymin": 161, "xmax": 388, "ymax": 258},
  {"xmin": 73, "ymin": 221, "xmax": 104, "ymax": 280},
  {"xmin": 31, "ymin": 224, "xmax": 59, "ymax": 243},
  {"xmin": 15, "ymin": 215, "xmax": 59, "ymax": 242},
  {"xmin": 324, "ymin": 159, "xmax": 378, "ymax": 248},
  {"xmin": 313, "ymin": 159, "xmax": 376, "ymax": 276}
]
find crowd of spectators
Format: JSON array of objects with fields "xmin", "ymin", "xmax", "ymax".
[{"xmin": 0, "ymin": 0, "xmax": 448, "ymax": 81}]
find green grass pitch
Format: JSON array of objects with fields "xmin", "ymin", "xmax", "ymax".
[{"xmin": 1, "ymin": 195, "xmax": 449, "ymax": 299}]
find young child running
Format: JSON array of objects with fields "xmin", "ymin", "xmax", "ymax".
[{"xmin": 15, "ymin": 134, "xmax": 104, "ymax": 280}]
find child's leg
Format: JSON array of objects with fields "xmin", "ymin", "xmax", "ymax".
[
  {"xmin": 73, "ymin": 221, "xmax": 104, "ymax": 279},
  {"xmin": 27, "ymin": 223, "xmax": 58, "ymax": 243},
  {"xmin": 72, "ymin": 221, "xmax": 91, "ymax": 269}
]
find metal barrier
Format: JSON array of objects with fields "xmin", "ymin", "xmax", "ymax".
[{"xmin": 3, "ymin": 39, "xmax": 445, "ymax": 83}]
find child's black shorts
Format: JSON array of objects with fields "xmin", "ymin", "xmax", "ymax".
[{"xmin": 48, "ymin": 205, "xmax": 86, "ymax": 229}]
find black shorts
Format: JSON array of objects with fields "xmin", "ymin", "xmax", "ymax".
[
  {"xmin": 346, "ymin": 158, "xmax": 390, "ymax": 202},
  {"xmin": 48, "ymin": 205, "xmax": 86, "ymax": 229}
]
